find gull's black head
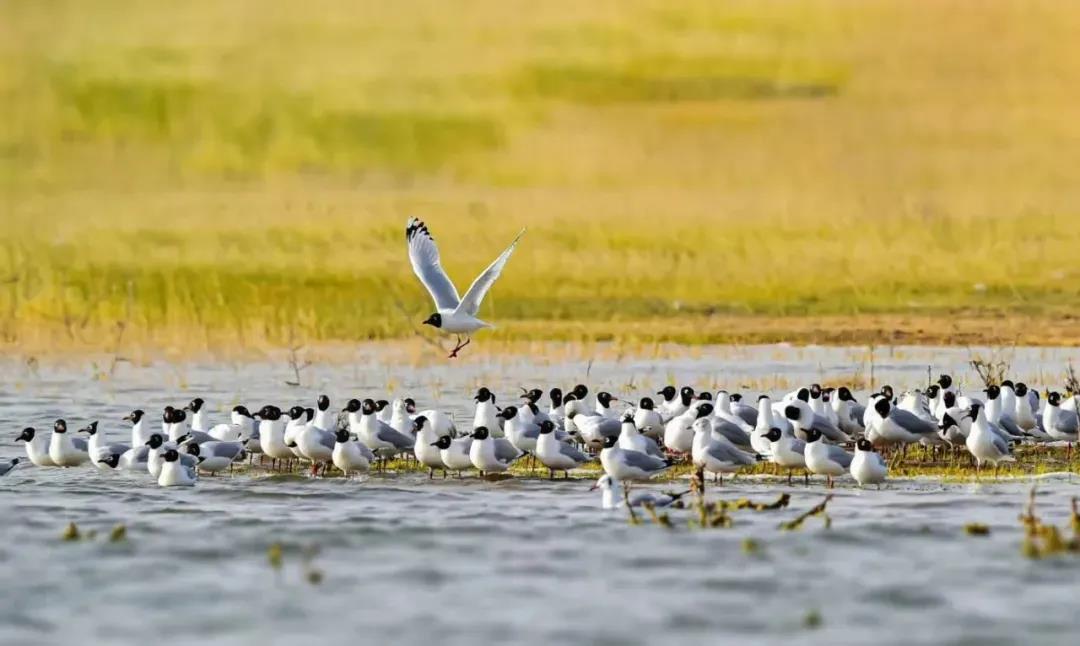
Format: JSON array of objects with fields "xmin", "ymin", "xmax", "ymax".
[
  {"xmin": 317, "ymin": 395, "xmax": 330, "ymax": 412},
  {"xmin": 1014, "ymin": 383, "xmax": 1028, "ymax": 397},
  {"xmin": 881, "ymin": 385, "xmax": 895, "ymax": 401},
  {"xmin": 639, "ymin": 397, "xmax": 654, "ymax": 411},
  {"xmin": 984, "ymin": 385, "xmax": 1000, "ymax": 400},
  {"xmin": 926, "ymin": 384, "xmax": 940, "ymax": 399},
  {"xmin": 784, "ymin": 405, "xmax": 801, "ymax": 421},
  {"xmin": 146, "ymin": 434, "xmax": 165, "ymax": 449},
  {"xmin": 940, "ymin": 413, "xmax": 958, "ymax": 430},
  {"xmin": 969, "ymin": 403, "xmax": 982, "ymax": 419},
  {"xmin": 78, "ymin": 421, "xmax": 99, "ymax": 435},
  {"xmin": 937, "ymin": 374, "xmax": 953, "ymax": 389},
  {"xmin": 804, "ymin": 428, "xmax": 822, "ymax": 443},
  {"xmin": 730, "ymin": 393, "xmax": 743, "ymax": 403},
  {"xmin": 412, "ymin": 415, "xmax": 428, "ymax": 432},
  {"xmin": 856, "ymin": 438, "xmax": 874, "ymax": 452},
  {"xmin": 185, "ymin": 443, "xmax": 201, "ymax": 457},
  {"xmin": 431, "ymin": 435, "xmax": 452, "ymax": 449},
  {"xmin": 1047, "ymin": 391, "xmax": 1062, "ymax": 406},
  {"xmin": 657, "ymin": 386, "xmax": 676, "ymax": 402},
  {"xmin": 602, "ymin": 434, "xmax": 618, "ymax": 449},
  {"xmin": 163, "ymin": 449, "xmax": 180, "ymax": 463},
  {"xmin": 361, "ymin": 399, "xmax": 376, "ymax": 415},
  {"xmin": 101, "ymin": 454, "xmax": 121, "ymax": 469},
  {"xmin": 679, "ymin": 386, "xmax": 694, "ymax": 405},
  {"xmin": 796, "ymin": 388, "xmax": 810, "ymax": 402},
  {"xmin": 539, "ymin": 420, "xmax": 556, "ymax": 435},
  {"xmin": 16, "ymin": 427, "xmax": 35, "ymax": 442},
  {"xmin": 838, "ymin": 387, "xmax": 854, "ymax": 402},
  {"xmin": 172, "ymin": 409, "xmax": 187, "ymax": 424},
  {"xmin": 124, "ymin": 409, "xmax": 145, "ymax": 423},
  {"xmin": 695, "ymin": 403, "xmax": 714, "ymax": 419},
  {"xmin": 763, "ymin": 427, "xmax": 782, "ymax": 442},
  {"xmin": 472, "ymin": 426, "xmax": 490, "ymax": 441},
  {"xmin": 404, "ymin": 398, "xmax": 417, "ymax": 414},
  {"xmin": 498, "ymin": 406, "xmax": 518, "ymax": 421},
  {"xmin": 573, "ymin": 384, "xmax": 589, "ymax": 400},
  {"xmin": 697, "ymin": 392, "xmax": 713, "ymax": 402},
  {"xmin": 474, "ymin": 387, "xmax": 494, "ymax": 403},
  {"xmin": 343, "ymin": 399, "xmax": 361, "ymax": 414},
  {"xmin": 549, "ymin": 388, "xmax": 563, "ymax": 406},
  {"xmin": 943, "ymin": 391, "xmax": 956, "ymax": 408},
  {"xmin": 233, "ymin": 405, "xmax": 253, "ymax": 419},
  {"xmin": 289, "ymin": 406, "xmax": 305, "ymax": 421},
  {"xmin": 188, "ymin": 398, "xmax": 205, "ymax": 413},
  {"xmin": 810, "ymin": 384, "xmax": 822, "ymax": 399},
  {"xmin": 597, "ymin": 392, "xmax": 616, "ymax": 408},
  {"xmin": 335, "ymin": 428, "xmax": 351, "ymax": 443},
  {"xmin": 874, "ymin": 398, "xmax": 891, "ymax": 417},
  {"xmin": 257, "ymin": 405, "xmax": 282, "ymax": 421},
  {"xmin": 1001, "ymin": 379, "xmax": 1015, "ymax": 390},
  {"xmin": 53, "ymin": 419, "xmax": 67, "ymax": 434},
  {"xmin": 422, "ymin": 313, "xmax": 442, "ymax": 328},
  {"xmin": 375, "ymin": 400, "xmax": 390, "ymax": 412},
  {"xmin": 521, "ymin": 388, "xmax": 543, "ymax": 403},
  {"xmin": 304, "ymin": 408, "xmax": 315, "ymax": 422}
]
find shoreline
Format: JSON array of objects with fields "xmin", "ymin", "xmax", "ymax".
[{"xmin": 2, "ymin": 312, "xmax": 1079, "ymax": 362}]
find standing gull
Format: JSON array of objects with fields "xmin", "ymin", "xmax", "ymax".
[{"xmin": 405, "ymin": 217, "xmax": 525, "ymax": 358}]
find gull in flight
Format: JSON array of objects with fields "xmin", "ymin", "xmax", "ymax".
[{"xmin": 405, "ymin": 217, "xmax": 525, "ymax": 358}]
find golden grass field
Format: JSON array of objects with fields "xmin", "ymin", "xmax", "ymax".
[{"xmin": 3, "ymin": 0, "xmax": 1080, "ymax": 354}]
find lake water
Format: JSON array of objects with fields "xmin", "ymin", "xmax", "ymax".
[{"xmin": 2, "ymin": 345, "xmax": 1079, "ymax": 645}]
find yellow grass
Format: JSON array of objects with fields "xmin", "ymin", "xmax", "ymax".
[{"xmin": 2, "ymin": 0, "xmax": 1080, "ymax": 353}]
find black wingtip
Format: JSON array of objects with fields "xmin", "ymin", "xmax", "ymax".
[{"xmin": 405, "ymin": 218, "xmax": 431, "ymax": 242}]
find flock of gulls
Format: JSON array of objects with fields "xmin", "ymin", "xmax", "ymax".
[
  {"xmin": 5, "ymin": 375, "xmax": 1079, "ymax": 505},
  {"xmin": 4, "ymin": 220, "xmax": 1079, "ymax": 502}
]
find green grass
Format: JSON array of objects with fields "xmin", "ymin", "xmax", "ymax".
[{"xmin": 2, "ymin": 0, "xmax": 1080, "ymax": 353}]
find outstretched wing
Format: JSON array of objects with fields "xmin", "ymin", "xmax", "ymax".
[
  {"xmin": 455, "ymin": 229, "xmax": 525, "ymax": 317},
  {"xmin": 406, "ymin": 218, "xmax": 460, "ymax": 311}
]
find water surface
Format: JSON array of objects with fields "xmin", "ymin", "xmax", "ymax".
[{"xmin": 2, "ymin": 345, "xmax": 1079, "ymax": 645}]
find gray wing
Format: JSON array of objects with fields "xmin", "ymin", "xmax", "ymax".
[
  {"xmin": 810, "ymin": 414, "xmax": 848, "ymax": 441},
  {"xmin": 558, "ymin": 441, "xmax": 590, "ymax": 464},
  {"xmin": 990, "ymin": 432, "xmax": 1012, "ymax": 457},
  {"xmin": 711, "ymin": 420, "xmax": 754, "ymax": 450},
  {"xmin": 316, "ymin": 429, "xmax": 335, "ymax": 451},
  {"xmin": 596, "ymin": 417, "xmax": 621, "ymax": 438},
  {"xmin": 890, "ymin": 409, "xmax": 936, "ymax": 435},
  {"xmin": 375, "ymin": 424, "xmax": 414, "ymax": 450},
  {"xmin": 1054, "ymin": 410, "xmax": 1079, "ymax": 433},
  {"xmin": 706, "ymin": 441, "xmax": 756, "ymax": 466},
  {"xmin": 825, "ymin": 445, "xmax": 854, "ymax": 468},
  {"xmin": 641, "ymin": 435, "xmax": 663, "ymax": 458},
  {"xmin": 455, "ymin": 229, "xmax": 525, "ymax": 316},
  {"xmin": 0, "ymin": 461, "xmax": 16, "ymax": 476},
  {"xmin": 208, "ymin": 442, "xmax": 245, "ymax": 460},
  {"xmin": 997, "ymin": 415, "xmax": 1025, "ymax": 438},
  {"xmin": 406, "ymin": 218, "xmax": 461, "ymax": 310},
  {"xmin": 106, "ymin": 442, "xmax": 130, "ymax": 454},
  {"xmin": 71, "ymin": 438, "xmax": 88, "ymax": 452},
  {"xmin": 185, "ymin": 431, "xmax": 217, "ymax": 445},
  {"xmin": 621, "ymin": 449, "xmax": 668, "ymax": 473},
  {"xmin": 520, "ymin": 421, "xmax": 541, "ymax": 440},
  {"xmin": 126, "ymin": 446, "xmax": 151, "ymax": 463},
  {"xmin": 732, "ymin": 404, "xmax": 758, "ymax": 426},
  {"xmin": 1027, "ymin": 390, "xmax": 1039, "ymax": 410},
  {"xmin": 495, "ymin": 438, "xmax": 523, "ymax": 462},
  {"xmin": 790, "ymin": 438, "xmax": 807, "ymax": 456},
  {"xmin": 180, "ymin": 454, "xmax": 198, "ymax": 468},
  {"xmin": 355, "ymin": 441, "xmax": 376, "ymax": 461},
  {"xmin": 850, "ymin": 403, "xmax": 866, "ymax": 422}
]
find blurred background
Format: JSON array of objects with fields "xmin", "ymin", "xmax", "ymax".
[{"xmin": 2, "ymin": 0, "xmax": 1079, "ymax": 354}]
